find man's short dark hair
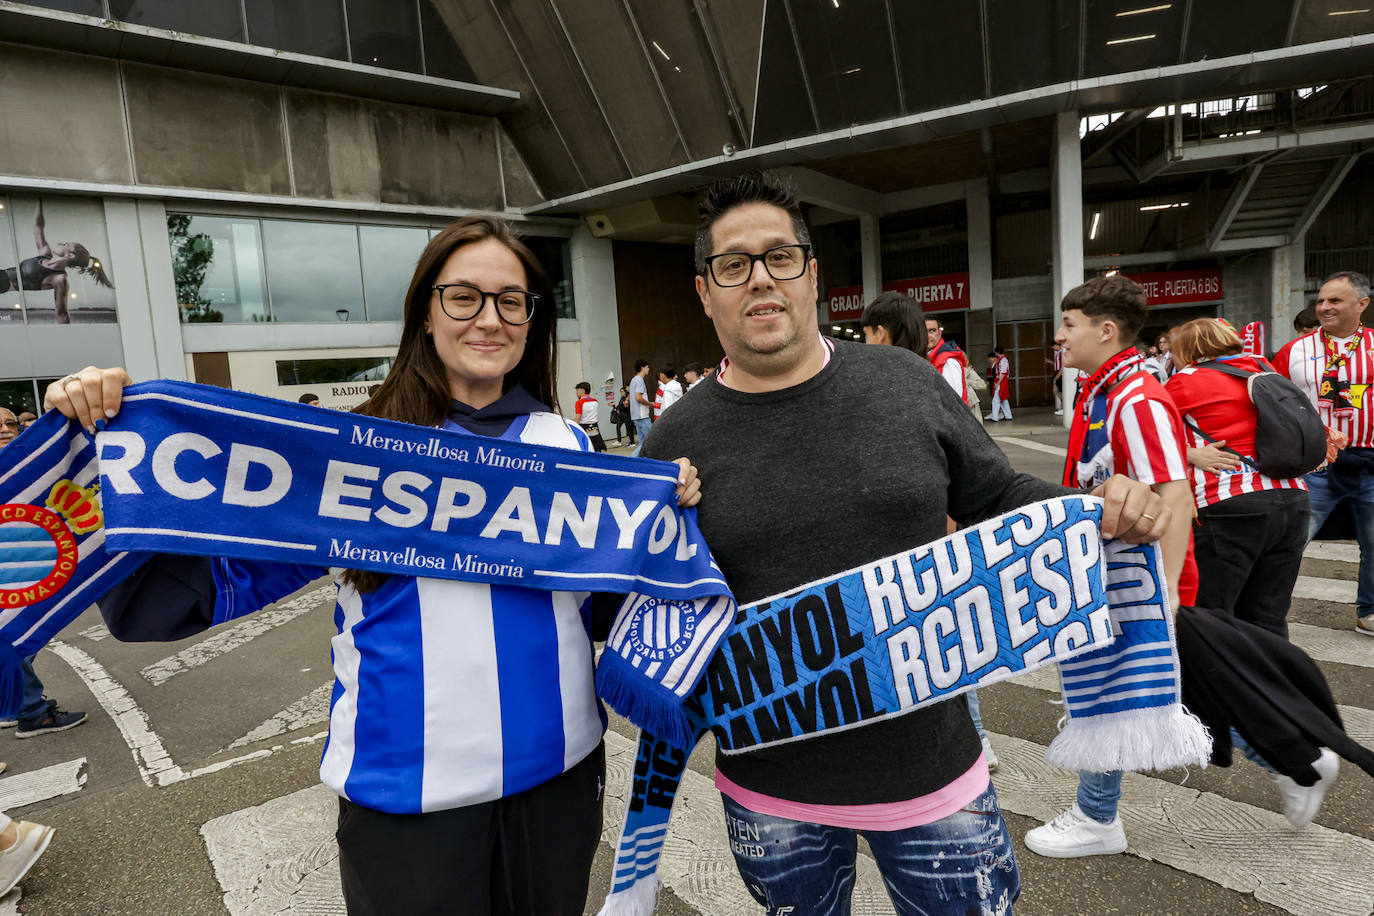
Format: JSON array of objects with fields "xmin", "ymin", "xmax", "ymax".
[
  {"xmin": 861, "ymin": 291, "xmax": 926, "ymax": 357},
  {"xmin": 634, "ymin": 359, "xmax": 650, "ymax": 373},
  {"xmin": 298, "ymin": 393, "xmax": 319, "ymax": 404},
  {"xmin": 1294, "ymin": 305, "xmax": 1319, "ymax": 333},
  {"xmin": 1062, "ymin": 276, "xmax": 1149, "ymax": 341},
  {"xmin": 575, "ymin": 381, "xmax": 590, "ymax": 394},
  {"xmin": 694, "ymin": 173, "xmax": 811, "ymax": 275},
  {"xmin": 660, "ymin": 365, "xmax": 677, "ymax": 380},
  {"xmin": 683, "ymin": 361, "xmax": 703, "ymax": 377},
  {"xmin": 1325, "ymin": 270, "xmax": 1371, "ymax": 301}
]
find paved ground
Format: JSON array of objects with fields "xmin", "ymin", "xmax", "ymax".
[{"xmin": 0, "ymin": 409, "xmax": 1370, "ymax": 915}]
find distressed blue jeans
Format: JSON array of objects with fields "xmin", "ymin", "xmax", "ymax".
[
  {"xmin": 721, "ymin": 785, "xmax": 1019, "ymax": 916},
  {"xmin": 630, "ymin": 417, "xmax": 653, "ymax": 457},
  {"xmin": 1304, "ymin": 466, "xmax": 1374, "ymax": 620}
]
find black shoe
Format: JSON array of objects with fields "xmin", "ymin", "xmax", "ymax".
[{"xmin": 16, "ymin": 706, "xmax": 87, "ymax": 739}]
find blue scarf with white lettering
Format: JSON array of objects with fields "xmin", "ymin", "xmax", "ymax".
[
  {"xmin": 0, "ymin": 380, "xmax": 738, "ymax": 736},
  {"xmin": 597, "ymin": 497, "xmax": 1211, "ymax": 915}
]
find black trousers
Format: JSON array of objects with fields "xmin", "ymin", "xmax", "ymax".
[
  {"xmin": 581, "ymin": 424, "xmax": 608, "ymax": 452},
  {"xmin": 337, "ymin": 742, "xmax": 605, "ymax": 916},
  {"xmin": 1192, "ymin": 488, "xmax": 1310, "ymax": 638}
]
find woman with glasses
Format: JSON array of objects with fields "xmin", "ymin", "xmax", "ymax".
[{"xmin": 44, "ymin": 217, "xmax": 701, "ymax": 915}]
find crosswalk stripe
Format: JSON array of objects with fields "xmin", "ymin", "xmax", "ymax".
[
  {"xmin": 0, "ymin": 758, "xmax": 86, "ymax": 811},
  {"xmin": 1290, "ymin": 621, "xmax": 1374, "ymax": 668},
  {"xmin": 1304, "ymin": 542, "xmax": 1361, "ymax": 564},
  {"xmin": 991, "ymin": 435, "xmax": 1068, "ymax": 457},
  {"xmin": 1294, "ymin": 575, "xmax": 1358, "ymax": 604},
  {"xmin": 226, "ymin": 683, "xmax": 332, "ymax": 750},
  {"xmin": 990, "ymin": 731, "xmax": 1374, "ymax": 916},
  {"xmin": 140, "ymin": 583, "xmax": 331, "ymax": 687}
]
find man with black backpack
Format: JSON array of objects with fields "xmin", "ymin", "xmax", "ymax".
[{"xmin": 1273, "ymin": 270, "xmax": 1374, "ymax": 638}]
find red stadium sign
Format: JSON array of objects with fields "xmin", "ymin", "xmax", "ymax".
[
  {"xmin": 827, "ymin": 272, "xmax": 972, "ymax": 320},
  {"xmin": 1127, "ymin": 268, "xmax": 1223, "ymax": 306}
]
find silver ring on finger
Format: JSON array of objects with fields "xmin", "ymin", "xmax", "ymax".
[{"xmin": 59, "ymin": 375, "xmax": 79, "ymax": 386}]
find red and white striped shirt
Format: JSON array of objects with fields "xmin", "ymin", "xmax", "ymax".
[
  {"xmin": 1165, "ymin": 355, "xmax": 1307, "ymax": 508},
  {"xmin": 1273, "ymin": 327, "xmax": 1374, "ymax": 449}
]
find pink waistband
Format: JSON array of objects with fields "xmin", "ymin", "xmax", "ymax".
[{"xmin": 714, "ymin": 755, "xmax": 990, "ymax": 832}]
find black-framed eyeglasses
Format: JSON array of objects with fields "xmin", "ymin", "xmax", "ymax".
[
  {"xmin": 0, "ymin": 421, "xmax": 17, "ymax": 430},
  {"xmin": 702, "ymin": 244, "xmax": 811, "ymax": 288},
  {"xmin": 432, "ymin": 284, "xmax": 539, "ymax": 325}
]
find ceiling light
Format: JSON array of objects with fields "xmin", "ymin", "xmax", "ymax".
[
  {"xmin": 1328, "ymin": 8, "xmax": 1370, "ymax": 14},
  {"xmin": 843, "ymin": 67, "xmax": 862, "ymax": 74},
  {"xmin": 832, "ymin": 0, "xmax": 839, "ymax": 7},
  {"xmin": 1105, "ymin": 269, "xmax": 1120, "ymax": 277},
  {"xmin": 1089, "ymin": 211, "xmax": 1101, "ymax": 240},
  {"xmin": 674, "ymin": 65, "xmax": 681, "ymax": 72},
  {"xmin": 1139, "ymin": 201, "xmax": 1189, "ymax": 211},
  {"xmin": 1117, "ymin": 3, "xmax": 1172, "ymax": 15},
  {"xmin": 832, "ymin": 325, "xmax": 842, "ymax": 331},
  {"xmin": 1107, "ymin": 34, "xmax": 1156, "ymax": 44},
  {"xmin": 651, "ymin": 40, "xmax": 670, "ymax": 60}
]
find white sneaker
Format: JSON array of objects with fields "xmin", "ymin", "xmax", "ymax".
[
  {"xmin": 1267, "ymin": 748, "xmax": 1339, "ymax": 827},
  {"xmin": 981, "ymin": 736, "xmax": 999, "ymax": 773},
  {"xmin": 1054, "ymin": 409, "xmax": 1064, "ymax": 416},
  {"xmin": 0, "ymin": 821, "xmax": 54, "ymax": 897},
  {"xmin": 1356, "ymin": 616, "xmax": 1374, "ymax": 637},
  {"xmin": 1024, "ymin": 804, "xmax": 1127, "ymax": 858}
]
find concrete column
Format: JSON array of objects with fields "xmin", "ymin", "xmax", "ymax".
[
  {"xmin": 1270, "ymin": 239, "xmax": 1306, "ymax": 349},
  {"xmin": 966, "ymin": 178, "xmax": 993, "ymax": 311},
  {"xmin": 135, "ymin": 199, "xmax": 188, "ymax": 379},
  {"xmin": 860, "ymin": 214, "xmax": 881, "ymax": 306},
  {"xmin": 568, "ymin": 225, "xmax": 622, "ymax": 404},
  {"xmin": 1051, "ymin": 111, "xmax": 1084, "ymax": 429}
]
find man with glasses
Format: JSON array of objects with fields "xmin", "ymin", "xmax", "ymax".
[
  {"xmin": 637, "ymin": 173, "xmax": 1168, "ymax": 915},
  {"xmin": 0, "ymin": 409, "xmax": 16, "ymax": 448}
]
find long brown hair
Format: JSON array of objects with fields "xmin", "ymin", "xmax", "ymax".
[{"xmin": 342, "ymin": 216, "xmax": 559, "ymax": 593}]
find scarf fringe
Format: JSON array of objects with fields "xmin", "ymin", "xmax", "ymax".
[
  {"xmin": 596, "ymin": 876, "xmax": 660, "ymax": 916},
  {"xmin": 1046, "ymin": 704, "xmax": 1211, "ymax": 772},
  {"xmin": 0, "ymin": 646, "xmax": 23, "ymax": 720},
  {"xmin": 595, "ymin": 650, "xmax": 697, "ymax": 750}
]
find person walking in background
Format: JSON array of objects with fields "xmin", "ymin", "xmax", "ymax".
[
  {"xmin": 859, "ymin": 291, "xmax": 925, "ymax": 355},
  {"xmin": 1049, "ymin": 341, "xmax": 1064, "ymax": 415},
  {"xmin": 987, "ymin": 346, "xmax": 1013, "ymax": 421},
  {"xmin": 629, "ymin": 359, "xmax": 653, "ymax": 457},
  {"xmin": 1026, "ymin": 275, "xmax": 1197, "ymax": 860},
  {"xmin": 1272, "ymin": 270, "xmax": 1374, "ymax": 637},
  {"xmin": 655, "ymin": 365, "xmax": 683, "ymax": 418},
  {"xmin": 1165, "ymin": 317, "xmax": 1338, "ymax": 826},
  {"xmin": 1292, "ymin": 305, "xmax": 1319, "ymax": 337},
  {"xmin": 683, "ymin": 362, "xmax": 704, "ymax": 391},
  {"xmin": 611, "ymin": 385, "xmax": 635, "ymax": 445},
  {"xmin": 573, "ymin": 381, "xmax": 607, "ymax": 452},
  {"xmin": 298, "ymin": 393, "xmax": 320, "ymax": 407}
]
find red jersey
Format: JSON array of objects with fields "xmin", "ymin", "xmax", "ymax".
[
  {"xmin": 1165, "ymin": 355, "xmax": 1307, "ymax": 508},
  {"xmin": 1273, "ymin": 326, "xmax": 1374, "ymax": 449},
  {"xmin": 929, "ymin": 338, "xmax": 968, "ymax": 402},
  {"xmin": 1065, "ymin": 349, "xmax": 1198, "ymax": 605}
]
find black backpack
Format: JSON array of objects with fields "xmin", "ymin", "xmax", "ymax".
[{"xmin": 1183, "ymin": 360, "xmax": 1326, "ymax": 478}]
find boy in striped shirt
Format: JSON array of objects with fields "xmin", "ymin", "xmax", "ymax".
[
  {"xmin": 1025, "ymin": 275, "xmax": 1199, "ymax": 859},
  {"xmin": 1272, "ymin": 270, "xmax": 1374, "ymax": 637}
]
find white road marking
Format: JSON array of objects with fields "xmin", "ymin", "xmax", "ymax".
[
  {"xmin": 140, "ymin": 584, "xmax": 332, "ymax": 687},
  {"xmin": 76, "ymin": 624, "xmax": 110, "ymax": 641},
  {"xmin": 989, "ymin": 731, "xmax": 1374, "ymax": 916},
  {"xmin": 991, "ymin": 435, "xmax": 1068, "ymax": 457},
  {"xmin": 201, "ymin": 783, "xmax": 344, "ymax": 916},
  {"xmin": 51, "ymin": 640, "xmax": 328, "ymax": 788},
  {"xmin": 50, "ymin": 641, "xmax": 185, "ymax": 788},
  {"xmin": 1290, "ymin": 621, "xmax": 1374, "ymax": 667},
  {"xmin": 1303, "ymin": 542, "xmax": 1360, "ymax": 564},
  {"xmin": 0, "ymin": 758, "xmax": 86, "ymax": 810},
  {"xmin": 227, "ymin": 684, "xmax": 332, "ymax": 750}
]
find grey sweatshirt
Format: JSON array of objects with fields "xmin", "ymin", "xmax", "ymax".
[{"xmin": 642, "ymin": 340, "xmax": 1068, "ymax": 804}]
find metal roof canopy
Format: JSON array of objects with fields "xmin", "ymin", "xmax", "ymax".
[{"xmin": 0, "ymin": 1, "xmax": 519, "ymax": 116}]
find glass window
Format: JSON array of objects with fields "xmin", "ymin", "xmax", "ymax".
[
  {"xmin": 245, "ymin": 0, "xmax": 348, "ymax": 60},
  {"xmin": 169, "ymin": 214, "xmax": 269, "ymax": 323},
  {"xmin": 276, "ymin": 356, "xmax": 393, "ymax": 386},
  {"xmin": 346, "ymin": 0, "xmax": 422, "ymax": 73},
  {"xmin": 522, "ymin": 236, "xmax": 575, "ymax": 320},
  {"xmin": 360, "ymin": 225, "xmax": 427, "ymax": 322},
  {"xmin": 262, "ymin": 220, "xmax": 364, "ymax": 323},
  {"xmin": 420, "ymin": 1, "xmax": 478, "ymax": 82},
  {"xmin": 0, "ymin": 381, "xmax": 38, "ymax": 418},
  {"xmin": 107, "ymin": 0, "xmax": 246, "ymax": 42},
  {"xmin": 8, "ymin": 195, "xmax": 118, "ymax": 324}
]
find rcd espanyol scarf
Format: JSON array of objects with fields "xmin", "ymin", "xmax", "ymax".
[
  {"xmin": 598, "ymin": 496, "xmax": 1210, "ymax": 915},
  {"xmin": 0, "ymin": 381, "xmax": 737, "ymax": 733}
]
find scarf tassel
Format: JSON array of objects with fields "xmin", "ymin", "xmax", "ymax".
[
  {"xmin": 595, "ymin": 650, "xmax": 698, "ymax": 751},
  {"xmin": 1046, "ymin": 705, "xmax": 1212, "ymax": 773},
  {"xmin": 597, "ymin": 875, "xmax": 661, "ymax": 916}
]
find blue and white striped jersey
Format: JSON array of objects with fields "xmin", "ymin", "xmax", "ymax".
[{"xmin": 210, "ymin": 410, "xmax": 606, "ymax": 814}]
